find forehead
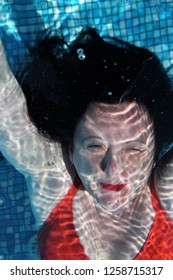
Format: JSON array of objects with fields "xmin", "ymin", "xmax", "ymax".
[{"xmin": 74, "ymin": 102, "xmax": 154, "ymax": 143}]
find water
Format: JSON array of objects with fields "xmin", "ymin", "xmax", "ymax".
[{"xmin": 0, "ymin": 0, "xmax": 173, "ymax": 260}]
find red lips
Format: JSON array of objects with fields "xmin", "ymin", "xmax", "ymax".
[{"xmin": 100, "ymin": 183, "xmax": 126, "ymax": 191}]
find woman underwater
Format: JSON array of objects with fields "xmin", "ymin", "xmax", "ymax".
[{"xmin": 0, "ymin": 28, "xmax": 173, "ymax": 260}]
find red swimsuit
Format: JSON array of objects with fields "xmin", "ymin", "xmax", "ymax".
[{"xmin": 38, "ymin": 179, "xmax": 173, "ymax": 260}]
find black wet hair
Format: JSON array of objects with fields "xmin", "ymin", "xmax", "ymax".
[{"xmin": 19, "ymin": 27, "xmax": 173, "ymax": 162}]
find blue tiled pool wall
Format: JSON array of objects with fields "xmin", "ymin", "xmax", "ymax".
[
  {"xmin": 0, "ymin": 0, "xmax": 173, "ymax": 260},
  {"xmin": 0, "ymin": 158, "xmax": 38, "ymax": 260}
]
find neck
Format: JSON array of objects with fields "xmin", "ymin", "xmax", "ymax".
[{"xmin": 92, "ymin": 181, "xmax": 153, "ymax": 222}]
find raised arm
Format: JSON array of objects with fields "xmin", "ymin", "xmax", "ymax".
[
  {"xmin": 0, "ymin": 39, "xmax": 54, "ymax": 173},
  {"xmin": 0, "ymin": 40, "xmax": 73, "ymax": 227}
]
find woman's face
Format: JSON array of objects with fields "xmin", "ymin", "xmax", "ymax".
[{"xmin": 71, "ymin": 101, "xmax": 155, "ymax": 213}]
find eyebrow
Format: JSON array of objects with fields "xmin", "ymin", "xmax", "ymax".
[
  {"xmin": 81, "ymin": 136, "xmax": 103, "ymax": 142},
  {"xmin": 124, "ymin": 140, "xmax": 147, "ymax": 145}
]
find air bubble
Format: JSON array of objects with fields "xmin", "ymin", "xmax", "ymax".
[{"xmin": 107, "ymin": 91, "xmax": 113, "ymax": 96}]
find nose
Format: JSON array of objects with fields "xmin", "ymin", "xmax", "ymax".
[{"xmin": 101, "ymin": 147, "xmax": 124, "ymax": 177}]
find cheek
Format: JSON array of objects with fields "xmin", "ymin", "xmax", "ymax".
[
  {"xmin": 72, "ymin": 149, "xmax": 103, "ymax": 177},
  {"xmin": 123, "ymin": 149, "xmax": 154, "ymax": 178}
]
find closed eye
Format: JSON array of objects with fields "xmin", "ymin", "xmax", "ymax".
[
  {"xmin": 125, "ymin": 147, "xmax": 146, "ymax": 154},
  {"xmin": 87, "ymin": 144, "xmax": 104, "ymax": 149},
  {"xmin": 124, "ymin": 141, "xmax": 147, "ymax": 153},
  {"xmin": 86, "ymin": 144, "xmax": 106, "ymax": 152}
]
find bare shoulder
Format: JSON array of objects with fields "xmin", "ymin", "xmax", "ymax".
[
  {"xmin": 154, "ymin": 149, "xmax": 173, "ymax": 221},
  {"xmin": 25, "ymin": 143, "xmax": 75, "ymax": 229}
]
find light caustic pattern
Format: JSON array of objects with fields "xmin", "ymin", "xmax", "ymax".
[{"xmin": 69, "ymin": 101, "xmax": 155, "ymax": 259}]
